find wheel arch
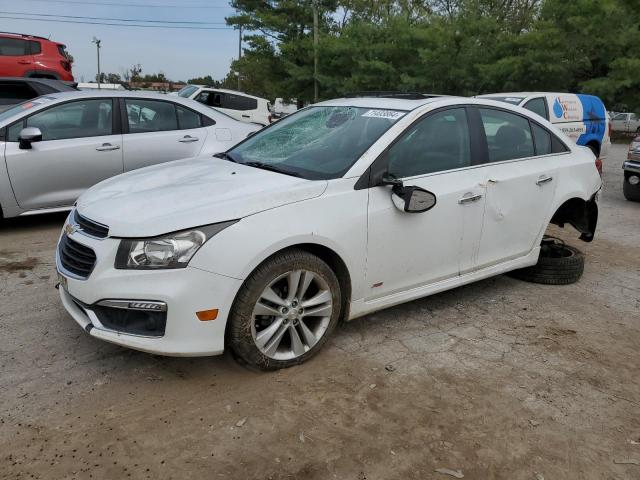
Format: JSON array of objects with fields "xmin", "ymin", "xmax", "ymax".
[
  {"xmin": 227, "ymin": 242, "xmax": 353, "ymax": 332},
  {"xmin": 549, "ymin": 195, "xmax": 598, "ymax": 242},
  {"xmin": 585, "ymin": 139, "xmax": 600, "ymax": 156}
]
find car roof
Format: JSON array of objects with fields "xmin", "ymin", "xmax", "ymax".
[
  {"xmin": 315, "ymin": 96, "xmax": 450, "ymax": 111},
  {"xmin": 0, "ymin": 89, "xmax": 243, "ymax": 125},
  {"xmin": 190, "ymin": 86, "xmax": 269, "ymax": 102}
]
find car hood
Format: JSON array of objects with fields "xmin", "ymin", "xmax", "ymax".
[{"xmin": 76, "ymin": 157, "xmax": 327, "ymax": 237}]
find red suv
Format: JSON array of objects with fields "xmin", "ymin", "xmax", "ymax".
[{"xmin": 0, "ymin": 32, "xmax": 74, "ymax": 82}]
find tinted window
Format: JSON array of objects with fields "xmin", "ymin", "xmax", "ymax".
[
  {"xmin": 523, "ymin": 98, "xmax": 547, "ymax": 119},
  {"xmin": 612, "ymin": 113, "xmax": 627, "ymax": 121},
  {"xmin": 125, "ymin": 99, "xmax": 177, "ymax": 133},
  {"xmin": 0, "ymin": 38, "xmax": 28, "ymax": 56},
  {"xmin": 26, "ymin": 99, "xmax": 113, "ymax": 141},
  {"xmin": 0, "ymin": 83, "xmax": 37, "ymax": 104},
  {"xmin": 531, "ymin": 123, "xmax": 551, "ymax": 155},
  {"xmin": 30, "ymin": 41, "xmax": 42, "ymax": 55},
  {"xmin": 479, "ymin": 108, "xmax": 534, "ymax": 162},
  {"xmin": 387, "ymin": 108, "xmax": 471, "ymax": 178},
  {"xmin": 177, "ymin": 105, "xmax": 202, "ymax": 129},
  {"xmin": 221, "ymin": 93, "xmax": 257, "ymax": 111}
]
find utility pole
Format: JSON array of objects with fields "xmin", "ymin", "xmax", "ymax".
[
  {"xmin": 237, "ymin": 25, "xmax": 242, "ymax": 91},
  {"xmin": 313, "ymin": 2, "xmax": 319, "ymax": 103},
  {"xmin": 92, "ymin": 37, "xmax": 101, "ymax": 89}
]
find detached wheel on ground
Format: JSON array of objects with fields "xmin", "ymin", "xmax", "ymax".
[
  {"xmin": 509, "ymin": 236, "xmax": 584, "ymax": 285},
  {"xmin": 227, "ymin": 249, "xmax": 341, "ymax": 370},
  {"xmin": 623, "ymin": 179, "xmax": 640, "ymax": 201}
]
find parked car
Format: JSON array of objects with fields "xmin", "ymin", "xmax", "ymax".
[
  {"xmin": 610, "ymin": 112, "xmax": 640, "ymax": 134},
  {"xmin": 477, "ymin": 92, "xmax": 610, "ymax": 173},
  {"xmin": 0, "ymin": 91, "xmax": 259, "ymax": 218},
  {"xmin": 0, "ymin": 76, "xmax": 76, "ymax": 112},
  {"xmin": 623, "ymin": 136, "xmax": 640, "ymax": 201},
  {"xmin": 0, "ymin": 32, "xmax": 74, "ymax": 81},
  {"xmin": 177, "ymin": 85, "xmax": 272, "ymax": 126},
  {"xmin": 56, "ymin": 94, "xmax": 601, "ymax": 369}
]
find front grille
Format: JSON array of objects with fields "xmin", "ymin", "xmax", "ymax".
[
  {"xmin": 59, "ymin": 235, "xmax": 97, "ymax": 279},
  {"xmin": 75, "ymin": 210, "xmax": 109, "ymax": 239}
]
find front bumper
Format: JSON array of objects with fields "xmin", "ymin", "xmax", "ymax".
[
  {"xmin": 623, "ymin": 160, "xmax": 640, "ymax": 174},
  {"xmin": 56, "ymin": 226, "xmax": 242, "ymax": 356}
]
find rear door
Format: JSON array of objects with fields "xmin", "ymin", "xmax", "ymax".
[
  {"xmin": 4, "ymin": 98, "xmax": 123, "ymax": 209},
  {"xmin": 121, "ymin": 98, "xmax": 208, "ymax": 171},
  {"xmin": 473, "ymin": 107, "xmax": 561, "ymax": 269},
  {"xmin": 0, "ymin": 37, "xmax": 33, "ymax": 76}
]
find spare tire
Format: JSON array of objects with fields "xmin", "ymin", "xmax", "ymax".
[{"xmin": 509, "ymin": 237, "xmax": 584, "ymax": 285}]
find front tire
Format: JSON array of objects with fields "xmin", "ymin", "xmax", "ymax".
[
  {"xmin": 509, "ymin": 237, "xmax": 584, "ymax": 285},
  {"xmin": 227, "ymin": 249, "xmax": 341, "ymax": 370},
  {"xmin": 623, "ymin": 179, "xmax": 640, "ymax": 201}
]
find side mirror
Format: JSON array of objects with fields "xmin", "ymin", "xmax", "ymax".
[
  {"xmin": 19, "ymin": 127, "xmax": 43, "ymax": 150},
  {"xmin": 391, "ymin": 185, "xmax": 437, "ymax": 213}
]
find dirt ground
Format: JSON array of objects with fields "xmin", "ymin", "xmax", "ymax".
[{"xmin": 1, "ymin": 144, "xmax": 639, "ymax": 480}]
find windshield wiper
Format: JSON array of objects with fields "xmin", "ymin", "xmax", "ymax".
[
  {"xmin": 213, "ymin": 151, "xmax": 238, "ymax": 163},
  {"xmin": 243, "ymin": 161, "xmax": 302, "ymax": 178}
]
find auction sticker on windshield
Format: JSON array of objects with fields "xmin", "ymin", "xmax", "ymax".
[{"xmin": 361, "ymin": 109, "xmax": 405, "ymax": 120}]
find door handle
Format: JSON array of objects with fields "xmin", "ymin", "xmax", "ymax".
[
  {"xmin": 241, "ymin": 115, "xmax": 251, "ymax": 118},
  {"xmin": 96, "ymin": 143, "xmax": 120, "ymax": 151},
  {"xmin": 536, "ymin": 175, "xmax": 553, "ymax": 186},
  {"xmin": 178, "ymin": 135, "xmax": 199, "ymax": 143},
  {"xmin": 458, "ymin": 193, "xmax": 483, "ymax": 204}
]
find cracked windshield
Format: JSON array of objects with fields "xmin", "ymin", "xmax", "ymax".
[{"xmin": 228, "ymin": 106, "xmax": 406, "ymax": 179}]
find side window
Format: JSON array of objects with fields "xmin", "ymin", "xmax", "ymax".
[
  {"xmin": 7, "ymin": 121, "xmax": 24, "ymax": 142},
  {"xmin": 125, "ymin": 99, "xmax": 177, "ymax": 133},
  {"xmin": 29, "ymin": 41, "xmax": 42, "ymax": 55},
  {"xmin": 0, "ymin": 38, "xmax": 28, "ymax": 56},
  {"xmin": 176, "ymin": 106, "xmax": 203, "ymax": 129},
  {"xmin": 195, "ymin": 91, "xmax": 211, "ymax": 105},
  {"xmin": 523, "ymin": 98, "xmax": 547, "ymax": 120},
  {"xmin": 612, "ymin": 113, "xmax": 626, "ymax": 121},
  {"xmin": 387, "ymin": 108, "xmax": 471, "ymax": 178},
  {"xmin": 531, "ymin": 123, "xmax": 551, "ymax": 155},
  {"xmin": 479, "ymin": 108, "xmax": 534, "ymax": 162},
  {"xmin": 26, "ymin": 99, "xmax": 113, "ymax": 141},
  {"xmin": 222, "ymin": 93, "xmax": 256, "ymax": 111}
]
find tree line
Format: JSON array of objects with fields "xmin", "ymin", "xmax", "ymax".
[{"xmin": 223, "ymin": 0, "xmax": 640, "ymax": 111}]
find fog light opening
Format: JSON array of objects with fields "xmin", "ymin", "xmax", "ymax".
[{"xmin": 196, "ymin": 309, "xmax": 219, "ymax": 321}]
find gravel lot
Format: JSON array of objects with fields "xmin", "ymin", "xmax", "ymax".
[{"xmin": 1, "ymin": 144, "xmax": 639, "ymax": 480}]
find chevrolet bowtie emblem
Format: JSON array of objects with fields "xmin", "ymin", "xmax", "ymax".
[{"xmin": 64, "ymin": 223, "xmax": 78, "ymax": 236}]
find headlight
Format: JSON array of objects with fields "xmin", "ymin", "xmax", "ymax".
[{"xmin": 115, "ymin": 221, "xmax": 237, "ymax": 269}]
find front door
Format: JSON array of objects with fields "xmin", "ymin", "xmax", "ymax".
[
  {"xmin": 473, "ymin": 107, "xmax": 558, "ymax": 269},
  {"xmin": 4, "ymin": 98, "xmax": 123, "ymax": 209},
  {"xmin": 121, "ymin": 98, "xmax": 208, "ymax": 171},
  {"xmin": 365, "ymin": 107, "xmax": 486, "ymax": 299}
]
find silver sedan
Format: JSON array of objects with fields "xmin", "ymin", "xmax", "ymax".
[{"xmin": 0, "ymin": 90, "xmax": 260, "ymax": 219}]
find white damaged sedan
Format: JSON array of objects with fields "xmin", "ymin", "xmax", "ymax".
[{"xmin": 56, "ymin": 94, "xmax": 601, "ymax": 369}]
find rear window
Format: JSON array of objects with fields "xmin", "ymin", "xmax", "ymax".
[
  {"xmin": 222, "ymin": 93, "xmax": 257, "ymax": 111},
  {"xmin": 0, "ymin": 38, "xmax": 28, "ymax": 56},
  {"xmin": 0, "ymin": 83, "xmax": 37, "ymax": 105},
  {"xmin": 177, "ymin": 85, "xmax": 199, "ymax": 98},
  {"xmin": 57, "ymin": 44, "xmax": 70, "ymax": 59}
]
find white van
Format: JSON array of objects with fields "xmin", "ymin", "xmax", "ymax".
[
  {"xmin": 477, "ymin": 92, "xmax": 611, "ymax": 170},
  {"xmin": 177, "ymin": 85, "xmax": 272, "ymax": 126}
]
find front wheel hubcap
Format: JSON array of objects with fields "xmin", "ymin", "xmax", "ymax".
[{"xmin": 250, "ymin": 269, "xmax": 333, "ymax": 361}]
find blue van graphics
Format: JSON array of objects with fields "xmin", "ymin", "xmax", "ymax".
[
  {"xmin": 576, "ymin": 94, "xmax": 606, "ymax": 147},
  {"xmin": 551, "ymin": 94, "xmax": 606, "ymax": 148}
]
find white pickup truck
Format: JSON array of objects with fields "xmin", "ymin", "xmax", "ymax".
[{"xmin": 611, "ymin": 112, "xmax": 640, "ymax": 134}]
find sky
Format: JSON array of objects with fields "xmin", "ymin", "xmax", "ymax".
[{"xmin": 0, "ymin": 0, "xmax": 240, "ymax": 82}]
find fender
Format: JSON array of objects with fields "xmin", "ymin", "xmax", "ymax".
[{"xmin": 549, "ymin": 193, "xmax": 599, "ymax": 242}]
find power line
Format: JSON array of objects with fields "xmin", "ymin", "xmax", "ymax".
[
  {"xmin": 13, "ymin": 0, "xmax": 231, "ymax": 8},
  {"xmin": 0, "ymin": 10, "xmax": 228, "ymax": 24},
  {"xmin": 0, "ymin": 15, "xmax": 233, "ymax": 29}
]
